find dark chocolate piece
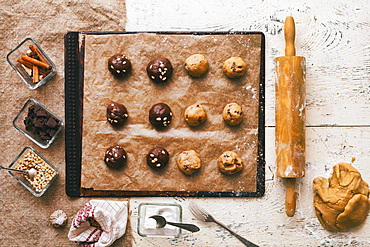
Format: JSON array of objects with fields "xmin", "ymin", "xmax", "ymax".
[
  {"xmin": 146, "ymin": 57, "xmax": 173, "ymax": 83},
  {"xmin": 104, "ymin": 145, "xmax": 127, "ymax": 169},
  {"xmin": 149, "ymin": 103, "xmax": 172, "ymax": 129},
  {"xmin": 108, "ymin": 54, "xmax": 132, "ymax": 77},
  {"xmin": 146, "ymin": 147, "xmax": 169, "ymax": 169}
]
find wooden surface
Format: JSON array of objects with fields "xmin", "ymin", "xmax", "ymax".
[
  {"xmin": 0, "ymin": 0, "xmax": 369, "ymax": 246},
  {"xmin": 126, "ymin": 0, "xmax": 370, "ymax": 246}
]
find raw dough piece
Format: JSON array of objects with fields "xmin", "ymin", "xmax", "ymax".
[
  {"xmin": 104, "ymin": 145, "xmax": 127, "ymax": 169},
  {"xmin": 184, "ymin": 104, "xmax": 207, "ymax": 127},
  {"xmin": 106, "ymin": 102, "xmax": 128, "ymax": 126},
  {"xmin": 149, "ymin": 103, "xmax": 173, "ymax": 129},
  {"xmin": 184, "ymin": 54, "xmax": 209, "ymax": 77},
  {"xmin": 222, "ymin": 103, "xmax": 243, "ymax": 126},
  {"xmin": 222, "ymin": 57, "xmax": 246, "ymax": 78},
  {"xmin": 177, "ymin": 150, "xmax": 202, "ymax": 175},
  {"xmin": 146, "ymin": 147, "xmax": 169, "ymax": 169},
  {"xmin": 218, "ymin": 151, "xmax": 243, "ymax": 175},
  {"xmin": 313, "ymin": 162, "xmax": 370, "ymax": 231},
  {"xmin": 108, "ymin": 54, "xmax": 132, "ymax": 77},
  {"xmin": 50, "ymin": 210, "xmax": 68, "ymax": 227},
  {"xmin": 147, "ymin": 57, "xmax": 173, "ymax": 83}
]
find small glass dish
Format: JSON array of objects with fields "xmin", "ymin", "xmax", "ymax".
[
  {"xmin": 138, "ymin": 202, "xmax": 182, "ymax": 238},
  {"xmin": 13, "ymin": 99, "xmax": 64, "ymax": 149},
  {"xmin": 6, "ymin": 37, "xmax": 56, "ymax": 89},
  {"xmin": 8, "ymin": 146, "xmax": 59, "ymax": 197}
]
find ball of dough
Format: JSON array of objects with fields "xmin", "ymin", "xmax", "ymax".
[
  {"xmin": 149, "ymin": 103, "xmax": 173, "ymax": 129},
  {"xmin": 218, "ymin": 151, "xmax": 243, "ymax": 175},
  {"xmin": 222, "ymin": 103, "xmax": 243, "ymax": 126},
  {"xmin": 147, "ymin": 57, "xmax": 173, "ymax": 83},
  {"xmin": 147, "ymin": 147, "xmax": 170, "ymax": 169},
  {"xmin": 222, "ymin": 57, "xmax": 246, "ymax": 78},
  {"xmin": 108, "ymin": 54, "xmax": 132, "ymax": 77},
  {"xmin": 184, "ymin": 54, "xmax": 209, "ymax": 77},
  {"xmin": 106, "ymin": 102, "xmax": 128, "ymax": 126},
  {"xmin": 104, "ymin": 145, "xmax": 127, "ymax": 169},
  {"xmin": 313, "ymin": 162, "xmax": 370, "ymax": 231},
  {"xmin": 177, "ymin": 150, "xmax": 201, "ymax": 175},
  {"xmin": 184, "ymin": 104, "xmax": 207, "ymax": 127},
  {"xmin": 50, "ymin": 210, "xmax": 68, "ymax": 228}
]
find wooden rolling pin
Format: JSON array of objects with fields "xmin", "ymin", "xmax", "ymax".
[{"xmin": 275, "ymin": 16, "xmax": 306, "ymax": 217}]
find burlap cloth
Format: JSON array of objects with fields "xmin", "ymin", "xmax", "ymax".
[{"xmin": 0, "ymin": 1, "xmax": 131, "ymax": 246}]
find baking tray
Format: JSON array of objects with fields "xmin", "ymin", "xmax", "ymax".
[{"xmin": 65, "ymin": 31, "xmax": 265, "ymax": 197}]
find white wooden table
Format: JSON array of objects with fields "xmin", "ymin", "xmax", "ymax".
[{"xmin": 126, "ymin": 0, "xmax": 370, "ymax": 246}]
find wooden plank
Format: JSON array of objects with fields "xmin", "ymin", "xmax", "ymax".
[
  {"xmin": 127, "ymin": 0, "xmax": 370, "ymax": 127},
  {"xmin": 130, "ymin": 127, "xmax": 370, "ymax": 246}
]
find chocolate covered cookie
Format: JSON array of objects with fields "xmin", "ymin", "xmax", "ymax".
[
  {"xmin": 107, "ymin": 103, "xmax": 129, "ymax": 126},
  {"xmin": 104, "ymin": 145, "xmax": 127, "ymax": 169},
  {"xmin": 147, "ymin": 57, "xmax": 173, "ymax": 83},
  {"xmin": 149, "ymin": 103, "xmax": 172, "ymax": 128},
  {"xmin": 146, "ymin": 147, "xmax": 169, "ymax": 169},
  {"xmin": 108, "ymin": 54, "xmax": 132, "ymax": 77}
]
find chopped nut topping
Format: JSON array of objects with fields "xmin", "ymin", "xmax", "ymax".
[{"xmin": 14, "ymin": 149, "xmax": 56, "ymax": 193}]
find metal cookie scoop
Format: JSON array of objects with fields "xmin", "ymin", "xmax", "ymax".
[
  {"xmin": 0, "ymin": 166, "xmax": 37, "ymax": 179},
  {"xmin": 149, "ymin": 215, "xmax": 200, "ymax": 233}
]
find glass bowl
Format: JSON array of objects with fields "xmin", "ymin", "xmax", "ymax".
[
  {"xmin": 6, "ymin": 37, "xmax": 56, "ymax": 89},
  {"xmin": 13, "ymin": 99, "xmax": 64, "ymax": 149},
  {"xmin": 138, "ymin": 202, "xmax": 182, "ymax": 238},
  {"xmin": 8, "ymin": 146, "xmax": 58, "ymax": 197}
]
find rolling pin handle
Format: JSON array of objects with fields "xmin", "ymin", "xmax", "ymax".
[
  {"xmin": 284, "ymin": 16, "xmax": 296, "ymax": 56},
  {"xmin": 285, "ymin": 178, "xmax": 297, "ymax": 217}
]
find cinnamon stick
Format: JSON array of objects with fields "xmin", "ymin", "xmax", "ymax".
[
  {"xmin": 33, "ymin": 65, "xmax": 39, "ymax": 84},
  {"xmin": 29, "ymin": 45, "xmax": 47, "ymax": 64},
  {"xmin": 21, "ymin": 55, "xmax": 51, "ymax": 69},
  {"xmin": 17, "ymin": 58, "xmax": 49, "ymax": 76}
]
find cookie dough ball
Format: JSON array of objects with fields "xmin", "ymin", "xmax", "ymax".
[
  {"xmin": 184, "ymin": 104, "xmax": 207, "ymax": 127},
  {"xmin": 184, "ymin": 54, "xmax": 209, "ymax": 77},
  {"xmin": 104, "ymin": 145, "xmax": 127, "ymax": 169},
  {"xmin": 108, "ymin": 54, "xmax": 132, "ymax": 77},
  {"xmin": 218, "ymin": 151, "xmax": 243, "ymax": 175},
  {"xmin": 222, "ymin": 57, "xmax": 246, "ymax": 78},
  {"xmin": 177, "ymin": 150, "xmax": 201, "ymax": 175},
  {"xmin": 149, "ymin": 103, "xmax": 173, "ymax": 129},
  {"xmin": 222, "ymin": 103, "xmax": 243, "ymax": 126},
  {"xmin": 146, "ymin": 147, "xmax": 169, "ymax": 169},
  {"xmin": 147, "ymin": 57, "xmax": 173, "ymax": 83},
  {"xmin": 313, "ymin": 162, "xmax": 370, "ymax": 231},
  {"xmin": 107, "ymin": 103, "xmax": 129, "ymax": 126}
]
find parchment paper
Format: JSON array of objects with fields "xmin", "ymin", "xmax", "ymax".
[{"xmin": 80, "ymin": 33, "xmax": 262, "ymax": 194}]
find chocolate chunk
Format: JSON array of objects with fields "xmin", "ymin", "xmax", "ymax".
[
  {"xmin": 36, "ymin": 109, "xmax": 48, "ymax": 117},
  {"xmin": 46, "ymin": 117, "xmax": 57, "ymax": 128}
]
